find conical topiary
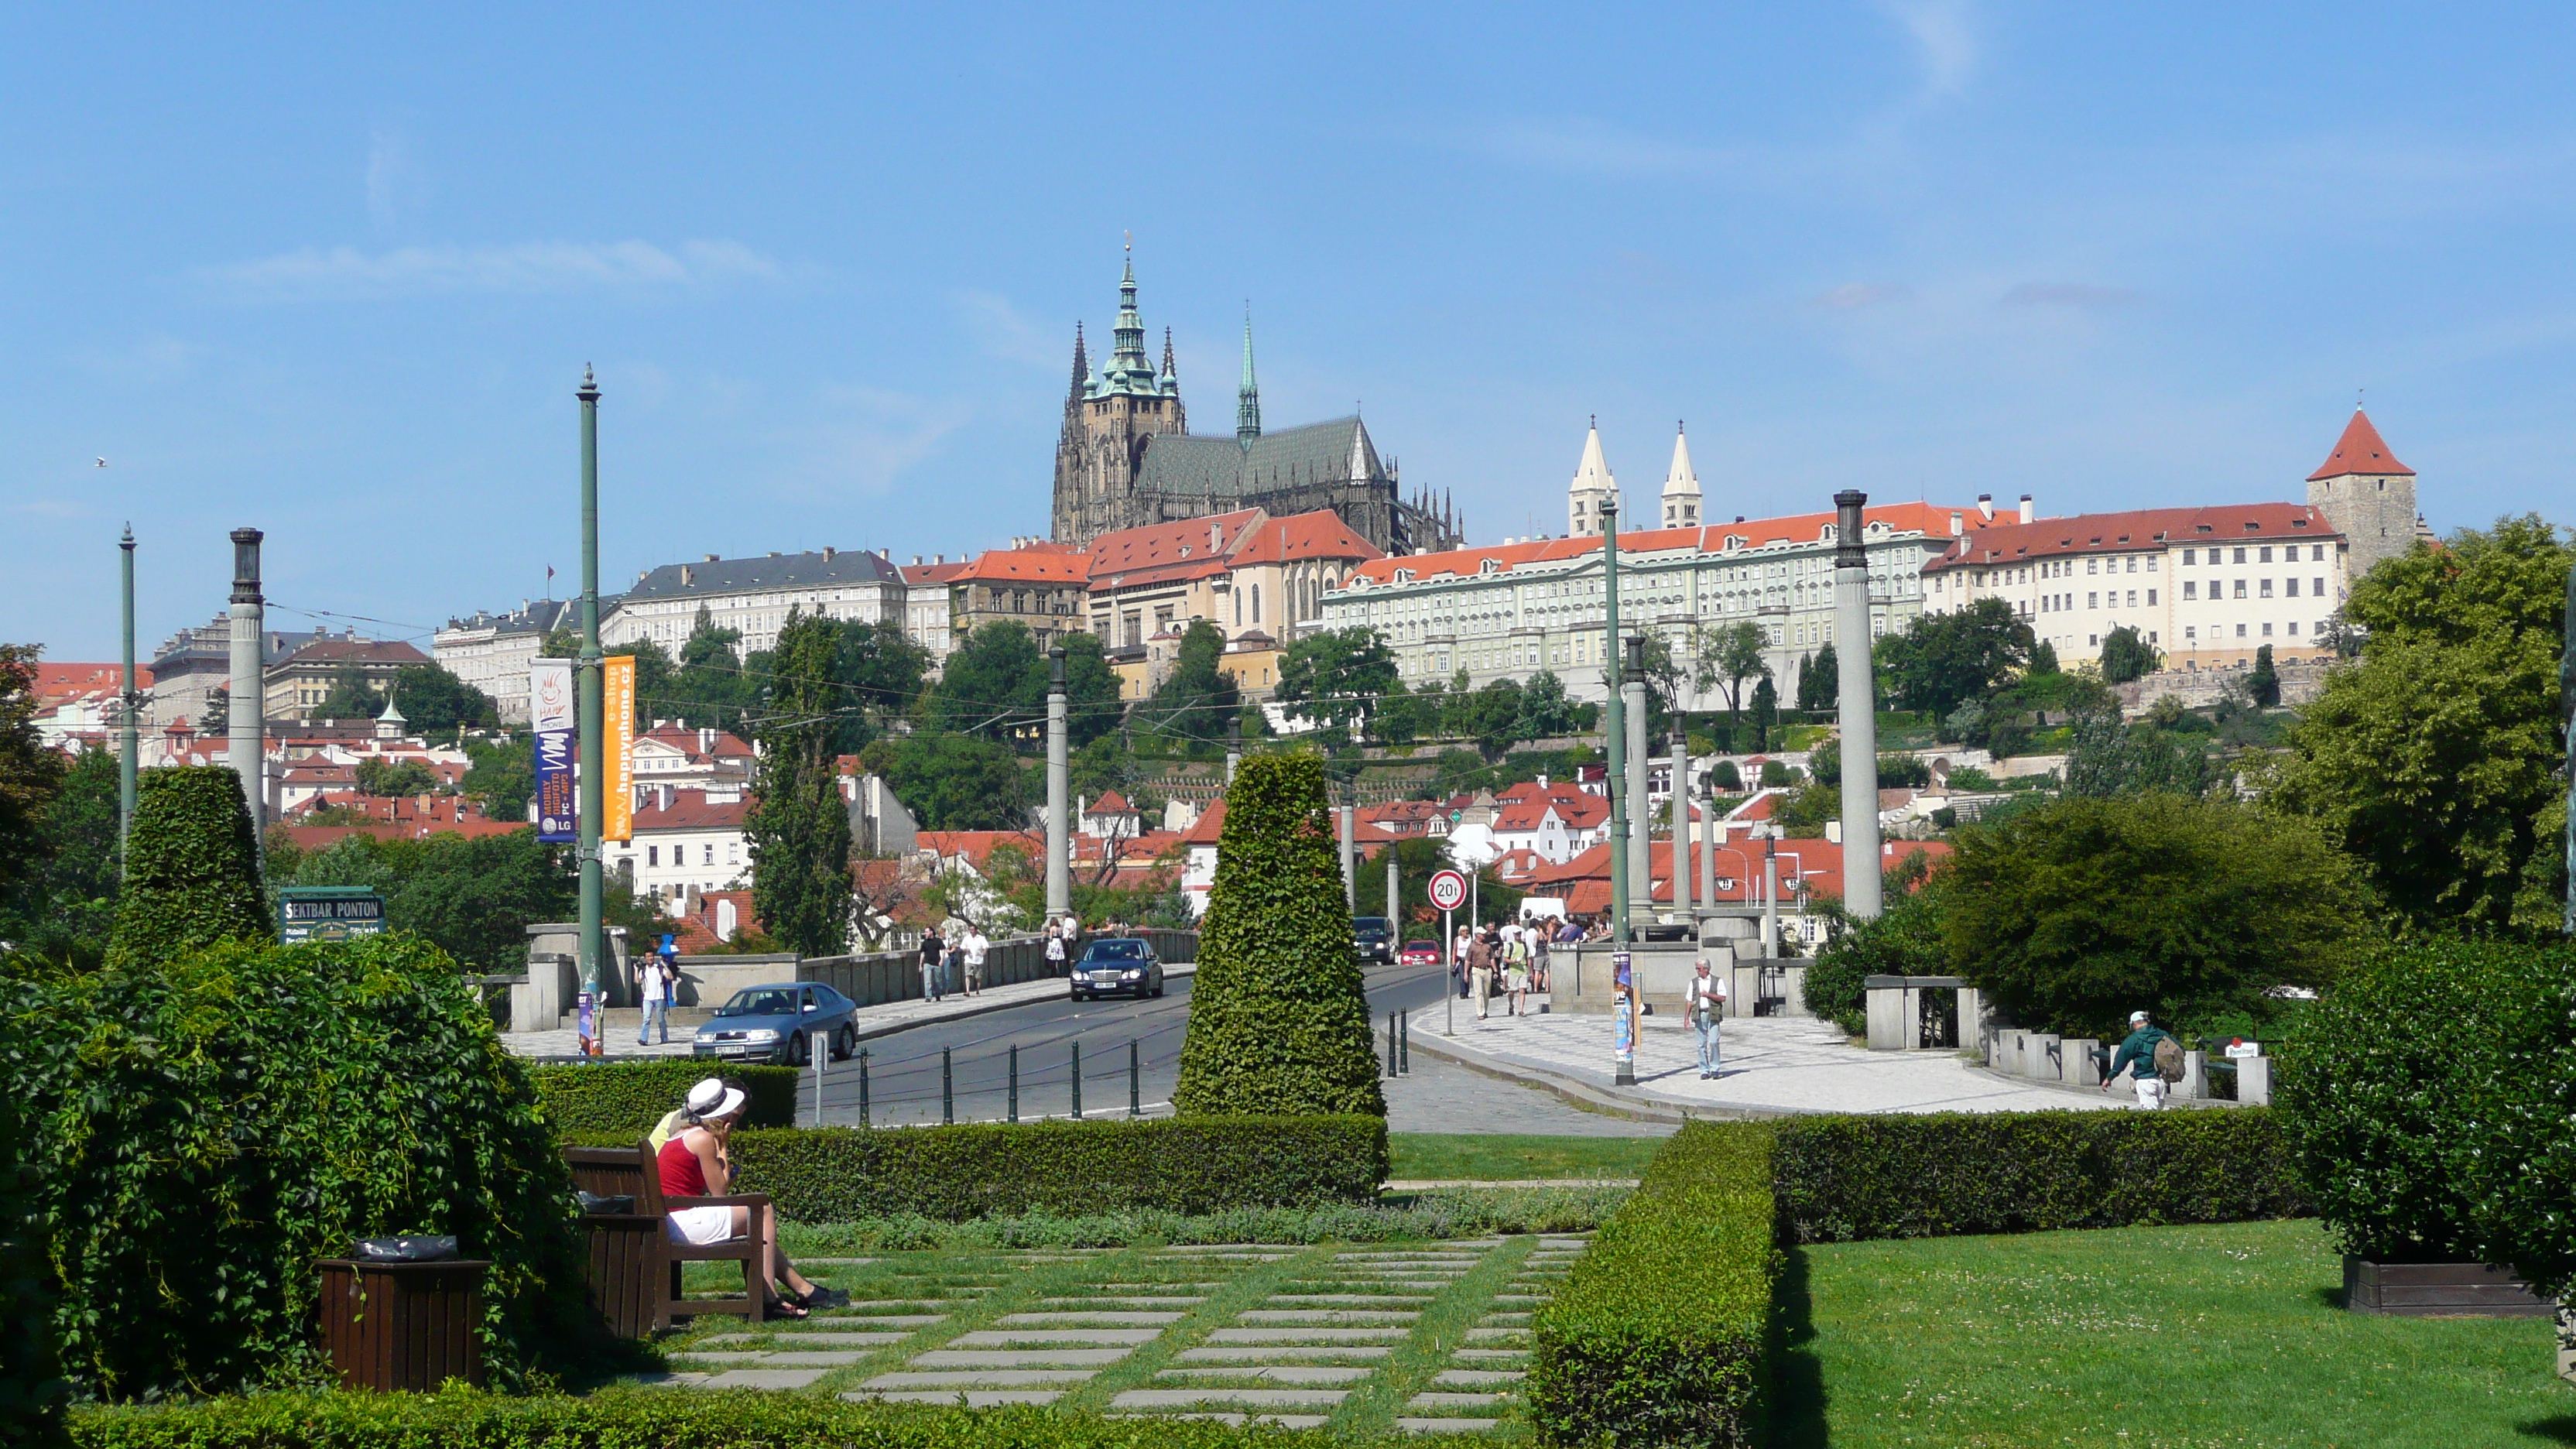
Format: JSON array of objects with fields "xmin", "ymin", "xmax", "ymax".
[
  {"xmin": 1173, "ymin": 752, "xmax": 1386, "ymax": 1116},
  {"xmin": 104, "ymin": 766, "xmax": 271, "ymax": 970}
]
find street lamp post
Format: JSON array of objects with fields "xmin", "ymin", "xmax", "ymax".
[
  {"xmin": 118, "ymin": 526, "xmax": 139, "ymax": 851},
  {"xmin": 575, "ymin": 368, "xmax": 605, "ymax": 1054},
  {"xmin": 1046, "ymin": 645, "xmax": 1070, "ymax": 927},
  {"xmin": 1599, "ymin": 497, "xmax": 1636, "ymax": 1086}
]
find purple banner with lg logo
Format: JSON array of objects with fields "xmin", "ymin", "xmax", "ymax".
[{"xmin": 530, "ymin": 659, "xmax": 576, "ymax": 843}]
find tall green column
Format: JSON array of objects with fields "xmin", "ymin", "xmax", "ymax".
[
  {"xmin": 577, "ymin": 368, "xmax": 605, "ymax": 1021},
  {"xmin": 1601, "ymin": 498, "xmax": 1627, "ymax": 948},
  {"xmin": 118, "ymin": 526, "xmax": 138, "ymax": 853}
]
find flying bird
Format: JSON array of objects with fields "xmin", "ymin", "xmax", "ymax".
[{"xmin": 94, "ymin": 457, "xmax": 106, "ymax": 468}]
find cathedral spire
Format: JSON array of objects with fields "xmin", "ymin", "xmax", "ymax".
[
  {"xmin": 1100, "ymin": 242, "xmax": 1159, "ymax": 396},
  {"xmin": 1237, "ymin": 305, "xmax": 1262, "ymax": 444},
  {"xmin": 1068, "ymin": 322, "xmax": 1089, "ymax": 403},
  {"xmin": 1162, "ymin": 327, "xmax": 1177, "ymax": 384}
]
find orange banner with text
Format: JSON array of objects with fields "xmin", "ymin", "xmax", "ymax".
[{"xmin": 604, "ymin": 655, "xmax": 635, "ymax": 842}]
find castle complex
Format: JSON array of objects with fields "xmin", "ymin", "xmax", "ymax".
[{"xmin": 1048, "ymin": 254, "xmax": 1464, "ymax": 557}]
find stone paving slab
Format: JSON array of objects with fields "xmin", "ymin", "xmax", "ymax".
[
  {"xmin": 1207, "ymin": 1327, "xmax": 1411, "ymax": 1343},
  {"xmin": 700, "ymin": 1331, "xmax": 909, "ymax": 1348},
  {"xmin": 1397, "ymin": 1417, "xmax": 1506, "ymax": 1434},
  {"xmin": 953, "ymin": 1327, "xmax": 1166, "ymax": 1346},
  {"xmin": 823, "ymin": 1313, "xmax": 950, "ymax": 1327},
  {"xmin": 995, "ymin": 1310, "xmax": 1187, "ymax": 1325},
  {"xmin": 1037, "ymin": 1296, "xmax": 1208, "ymax": 1308},
  {"xmin": 1112, "ymin": 1389, "xmax": 1352, "ymax": 1409},
  {"xmin": 1433, "ymin": 1368, "xmax": 1527, "ymax": 1387},
  {"xmin": 1263, "ymin": 1293, "xmax": 1434, "ymax": 1306},
  {"xmin": 913, "ymin": 1348, "xmax": 1139, "ymax": 1368},
  {"xmin": 1239, "ymin": 1307, "xmax": 1420, "ymax": 1321},
  {"xmin": 1409, "ymin": 1392, "xmax": 1508, "ymax": 1409},
  {"xmin": 1155, "ymin": 1365, "xmax": 1375, "ymax": 1385},
  {"xmin": 1452, "ymin": 1348, "xmax": 1530, "ymax": 1362},
  {"xmin": 1478, "ymin": 1312, "xmax": 1533, "ymax": 1324},
  {"xmin": 862, "ymin": 1370, "xmax": 1100, "ymax": 1388},
  {"xmin": 1463, "ymin": 1327, "xmax": 1529, "ymax": 1342},
  {"xmin": 1179, "ymin": 1346, "xmax": 1394, "ymax": 1362},
  {"xmin": 679, "ymin": 1351, "xmax": 868, "ymax": 1368},
  {"xmin": 853, "ymin": 1389, "xmax": 1067, "ymax": 1406},
  {"xmin": 698, "ymin": 1368, "xmax": 836, "ymax": 1389},
  {"xmin": 1109, "ymin": 1413, "xmax": 1331, "ymax": 1428}
]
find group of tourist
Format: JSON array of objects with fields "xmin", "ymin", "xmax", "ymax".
[
  {"xmin": 1451, "ymin": 916, "xmax": 1572, "ymax": 1019},
  {"xmin": 651, "ymin": 1077, "xmax": 848, "ymax": 1318},
  {"xmin": 913, "ymin": 922, "xmax": 992, "ymax": 1002}
]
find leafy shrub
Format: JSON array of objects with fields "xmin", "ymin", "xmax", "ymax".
[
  {"xmin": 775, "ymin": 1184, "xmax": 1629, "ymax": 1254},
  {"xmin": 694, "ymin": 1115, "xmax": 1385, "ymax": 1222},
  {"xmin": 1803, "ymin": 851, "xmax": 1944, "ymax": 1036},
  {"xmin": 1770, "ymin": 1109, "xmax": 2307, "ymax": 1244},
  {"xmin": 104, "ymin": 766, "xmax": 270, "ymax": 970},
  {"xmin": 5, "ymin": 937, "xmax": 601, "ymax": 1399},
  {"xmin": 71, "ymin": 1386, "xmax": 1334, "ymax": 1449},
  {"xmin": 1527, "ymin": 1122, "xmax": 1777, "ymax": 1448},
  {"xmin": 1174, "ymin": 753, "xmax": 1385, "ymax": 1116},
  {"xmin": 2278, "ymin": 937, "xmax": 2576, "ymax": 1293},
  {"xmin": 0, "ymin": 1093, "xmax": 64, "ymax": 1446},
  {"xmin": 529, "ymin": 1060, "xmax": 798, "ymax": 1135}
]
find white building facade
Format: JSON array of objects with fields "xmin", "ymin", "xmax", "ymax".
[
  {"xmin": 605, "ymin": 548, "xmax": 906, "ymax": 659},
  {"xmin": 433, "ymin": 600, "xmax": 576, "ymax": 724}
]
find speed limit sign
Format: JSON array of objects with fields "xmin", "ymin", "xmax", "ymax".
[{"xmin": 1427, "ymin": 869, "xmax": 1468, "ymax": 913}]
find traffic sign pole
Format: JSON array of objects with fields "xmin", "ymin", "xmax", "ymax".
[{"xmin": 1428, "ymin": 870, "xmax": 1468, "ymax": 1039}]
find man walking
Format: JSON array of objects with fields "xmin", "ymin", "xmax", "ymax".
[
  {"xmin": 1685, "ymin": 957, "xmax": 1727, "ymax": 1078},
  {"xmin": 2103, "ymin": 1009, "xmax": 2177, "ymax": 1109},
  {"xmin": 961, "ymin": 925, "xmax": 990, "ymax": 996},
  {"xmin": 1468, "ymin": 928, "xmax": 1495, "ymax": 1020},
  {"xmin": 920, "ymin": 927, "xmax": 946, "ymax": 1004}
]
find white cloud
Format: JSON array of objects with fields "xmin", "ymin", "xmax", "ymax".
[
  {"xmin": 365, "ymin": 126, "xmax": 427, "ymax": 231},
  {"xmin": 957, "ymin": 289, "xmax": 1064, "ymax": 369},
  {"xmin": 1882, "ymin": 0, "xmax": 1976, "ymax": 101},
  {"xmin": 200, "ymin": 238, "xmax": 783, "ymax": 301},
  {"xmin": 781, "ymin": 384, "xmax": 969, "ymax": 498}
]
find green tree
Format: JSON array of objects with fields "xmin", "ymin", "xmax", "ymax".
[
  {"xmin": 2062, "ymin": 708, "xmax": 2218, "ymax": 800},
  {"xmin": 670, "ymin": 607, "xmax": 755, "ymax": 731},
  {"xmin": 1143, "ymin": 619, "xmax": 1240, "ymax": 752},
  {"xmin": 2029, "ymin": 638, "xmax": 2060, "ymax": 676},
  {"xmin": 1804, "ymin": 851, "xmax": 1945, "ymax": 1034},
  {"xmin": 2097, "ymin": 624, "xmax": 2160, "ymax": 685},
  {"xmin": 0, "ymin": 745, "xmax": 118, "ymax": 968},
  {"xmin": 929, "ymin": 621, "xmax": 1047, "ymax": 743},
  {"xmin": 861, "ymin": 732, "xmax": 1029, "ymax": 831},
  {"xmin": 1693, "ymin": 621, "xmax": 1771, "ymax": 716},
  {"xmin": 104, "ymin": 766, "xmax": 272, "ymax": 970},
  {"xmin": 1173, "ymin": 752, "xmax": 1387, "ymax": 1118},
  {"xmin": 1463, "ymin": 677, "xmax": 1526, "ymax": 761},
  {"xmin": 1057, "ymin": 630, "xmax": 1125, "ymax": 748},
  {"xmin": 1748, "ymin": 675, "xmax": 1779, "ymax": 750},
  {"xmin": 1945, "ymin": 793, "xmax": 2362, "ymax": 1038},
  {"xmin": 1516, "ymin": 669, "xmax": 1582, "ymax": 741},
  {"xmin": 745, "ymin": 611, "xmax": 852, "ymax": 957},
  {"xmin": 1276, "ymin": 626, "xmax": 1399, "ymax": 748},
  {"xmin": 282, "ymin": 828, "xmax": 584, "ymax": 972},
  {"xmin": 1873, "ymin": 598, "xmax": 2032, "ymax": 721},
  {"xmin": 381, "ymin": 662, "xmax": 498, "ymax": 735},
  {"xmin": 2262, "ymin": 515, "xmax": 2574, "ymax": 936},
  {"xmin": 310, "ymin": 663, "xmax": 382, "ymax": 721},
  {"xmin": 1795, "ymin": 645, "xmax": 1836, "ymax": 712},
  {"xmin": 352, "ymin": 757, "xmax": 440, "ymax": 798},
  {"xmin": 2246, "ymin": 644, "xmax": 2280, "ymax": 707},
  {"xmin": 460, "ymin": 736, "xmax": 535, "ymax": 819}
]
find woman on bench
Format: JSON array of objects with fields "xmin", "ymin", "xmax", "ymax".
[{"xmin": 656, "ymin": 1084, "xmax": 848, "ymax": 1315}]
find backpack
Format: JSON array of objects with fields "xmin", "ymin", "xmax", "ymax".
[{"xmin": 2152, "ymin": 1033, "xmax": 2186, "ymax": 1084}]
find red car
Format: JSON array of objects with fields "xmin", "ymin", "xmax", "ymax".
[{"xmin": 1397, "ymin": 940, "xmax": 1444, "ymax": 968}]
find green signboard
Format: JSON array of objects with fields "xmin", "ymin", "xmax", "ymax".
[{"xmin": 279, "ymin": 886, "xmax": 387, "ymax": 944}]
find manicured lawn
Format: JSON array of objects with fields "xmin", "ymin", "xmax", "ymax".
[
  {"xmin": 1774, "ymin": 1218, "xmax": 2574, "ymax": 1448},
  {"xmin": 1386, "ymin": 1132, "xmax": 1667, "ymax": 1183}
]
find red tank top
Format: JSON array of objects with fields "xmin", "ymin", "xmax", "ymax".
[{"xmin": 658, "ymin": 1135, "xmax": 711, "ymax": 1198}]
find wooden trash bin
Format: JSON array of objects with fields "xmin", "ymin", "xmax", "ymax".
[
  {"xmin": 316, "ymin": 1258, "xmax": 491, "ymax": 1391},
  {"xmin": 581, "ymin": 1214, "xmax": 665, "ymax": 1338}
]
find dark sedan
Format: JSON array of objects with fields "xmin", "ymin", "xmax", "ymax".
[
  {"xmin": 692, "ymin": 981, "xmax": 861, "ymax": 1065},
  {"xmin": 1070, "ymin": 939, "xmax": 1164, "ymax": 1001},
  {"xmin": 1352, "ymin": 916, "xmax": 1395, "ymax": 964}
]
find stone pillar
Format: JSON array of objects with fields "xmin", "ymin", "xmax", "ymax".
[
  {"xmin": 2067, "ymin": 1038, "xmax": 2103, "ymax": 1087},
  {"xmin": 1623, "ymin": 652, "xmax": 1651, "ymax": 923},
  {"xmin": 1670, "ymin": 735, "xmax": 1691, "ymax": 924},
  {"xmin": 1046, "ymin": 646, "xmax": 1070, "ymax": 927},
  {"xmin": 2024, "ymin": 1032, "xmax": 2062, "ymax": 1082},
  {"xmin": 1339, "ymin": 802, "xmax": 1356, "ymax": 913},
  {"xmin": 2180, "ymin": 1050, "xmax": 2208, "ymax": 1101},
  {"xmin": 1697, "ymin": 802, "xmax": 1717, "ymax": 923},
  {"xmin": 1865, "ymin": 978, "xmax": 1906, "ymax": 1050},
  {"xmin": 2237, "ymin": 1053, "xmax": 2272, "ymax": 1107},
  {"xmin": 1831, "ymin": 491, "xmax": 1883, "ymax": 920},
  {"xmin": 226, "ymin": 528, "xmax": 265, "ymax": 834}
]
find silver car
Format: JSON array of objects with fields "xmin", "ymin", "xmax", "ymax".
[
  {"xmin": 692, "ymin": 981, "xmax": 860, "ymax": 1065},
  {"xmin": 1069, "ymin": 939, "xmax": 1164, "ymax": 1001}
]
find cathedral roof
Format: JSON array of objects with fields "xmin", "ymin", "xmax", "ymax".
[
  {"xmin": 2307, "ymin": 408, "xmax": 2413, "ymax": 480},
  {"xmin": 1132, "ymin": 416, "xmax": 1386, "ymax": 499},
  {"xmin": 1567, "ymin": 422, "xmax": 1615, "ymax": 495},
  {"xmin": 1661, "ymin": 424, "xmax": 1701, "ymax": 498}
]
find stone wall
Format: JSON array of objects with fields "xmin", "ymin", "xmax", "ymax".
[{"xmin": 2120, "ymin": 659, "xmax": 2332, "ymax": 713}]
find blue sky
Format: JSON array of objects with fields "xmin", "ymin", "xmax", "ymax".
[{"xmin": 6, "ymin": 3, "xmax": 2574, "ymax": 659}]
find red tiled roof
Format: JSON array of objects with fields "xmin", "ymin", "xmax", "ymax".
[
  {"xmin": 950, "ymin": 546, "xmax": 1091, "ymax": 584},
  {"xmin": 1516, "ymin": 836, "xmax": 1954, "ymax": 906},
  {"xmin": 629, "ymin": 790, "xmax": 749, "ymax": 832},
  {"xmin": 1087, "ymin": 790, "xmax": 1135, "ymax": 815},
  {"xmin": 901, "ymin": 559, "xmax": 972, "ymax": 585},
  {"xmin": 1182, "ymin": 801, "xmax": 1227, "ymax": 845},
  {"xmin": 1228, "ymin": 510, "xmax": 1383, "ymax": 566},
  {"xmin": 1922, "ymin": 504, "xmax": 2335, "ymax": 573},
  {"xmin": 2308, "ymin": 408, "xmax": 2413, "ymax": 480},
  {"xmin": 1341, "ymin": 501, "xmax": 1992, "ymax": 588},
  {"xmin": 639, "ymin": 724, "xmax": 753, "ymax": 762},
  {"xmin": 30, "ymin": 663, "xmax": 151, "ymax": 700},
  {"xmin": 1088, "ymin": 509, "xmax": 1265, "ymax": 578},
  {"xmin": 276, "ymin": 639, "xmax": 431, "ymax": 667}
]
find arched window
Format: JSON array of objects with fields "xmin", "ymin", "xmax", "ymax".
[{"xmin": 1252, "ymin": 584, "xmax": 1262, "ymax": 622}]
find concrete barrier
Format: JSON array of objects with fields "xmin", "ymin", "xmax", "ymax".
[
  {"xmin": 2067, "ymin": 1038, "xmax": 2102, "ymax": 1087},
  {"xmin": 2023, "ymin": 1032, "xmax": 2061, "ymax": 1082},
  {"xmin": 2238, "ymin": 1054, "xmax": 2273, "ymax": 1107}
]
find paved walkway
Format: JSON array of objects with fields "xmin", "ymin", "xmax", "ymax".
[
  {"xmin": 1423, "ymin": 1005, "xmax": 2126, "ymax": 1116},
  {"xmin": 502, "ymin": 966, "xmax": 1195, "ymax": 1061},
  {"xmin": 649, "ymin": 1234, "xmax": 1585, "ymax": 1434}
]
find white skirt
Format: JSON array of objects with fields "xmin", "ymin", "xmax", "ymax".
[{"xmin": 667, "ymin": 1205, "xmax": 740, "ymax": 1245}]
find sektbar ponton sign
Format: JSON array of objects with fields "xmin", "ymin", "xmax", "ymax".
[{"xmin": 531, "ymin": 658, "xmax": 576, "ymax": 842}]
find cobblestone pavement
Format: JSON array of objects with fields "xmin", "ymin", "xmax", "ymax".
[
  {"xmin": 1382, "ymin": 1046, "xmax": 1670, "ymax": 1138},
  {"xmin": 1434, "ymin": 1009, "xmax": 2127, "ymax": 1115},
  {"xmin": 645, "ymin": 1235, "xmax": 1590, "ymax": 1435}
]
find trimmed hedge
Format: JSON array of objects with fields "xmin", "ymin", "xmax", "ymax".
[
  {"xmin": 1173, "ymin": 753, "xmax": 1385, "ymax": 1117},
  {"xmin": 772, "ymin": 1186, "xmax": 1629, "ymax": 1252},
  {"xmin": 1771, "ymin": 1108, "xmax": 2307, "ymax": 1245},
  {"xmin": 1527, "ymin": 1122, "xmax": 1778, "ymax": 1449},
  {"xmin": 104, "ymin": 766, "xmax": 270, "ymax": 971},
  {"xmin": 70, "ymin": 1387, "xmax": 1331, "ymax": 1449},
  {"xmin": 562, "ymin": 1115, "xmax": 1387, "ymax": 1221},
  {"xmin": 530, "ymin": 1060, "xmax": 799, "ymax": 1136}
]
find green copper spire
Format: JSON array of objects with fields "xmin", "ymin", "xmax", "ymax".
[
  {"xmin": 1237, "ymin": 305, "xmax": 1262, "ymax": 444},
  {"xmin": 1099, "ymin": 238, "xmax": 1162, "ymax": 397}
]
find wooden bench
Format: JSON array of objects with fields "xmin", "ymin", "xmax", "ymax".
[{"xmin": 565, "ymin": 1141, "xmax": 772, "ymax": 1334}]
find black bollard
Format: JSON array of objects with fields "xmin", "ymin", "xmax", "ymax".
[
  {"xmin": 1009, "ymin": 1043, "xmax": 1019, "ymax": 1123},
  {"xmin": 1071, "ymin": 1040, "xmax": 1083, "ymax": 1120},
  {"xmin": 942, "ymin": 1046, "xmax": 954, "ymax": 1125}
]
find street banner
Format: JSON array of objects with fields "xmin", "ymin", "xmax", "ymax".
[
  {"xmin": 604, "ymin": 655, "xmax": 635, "ymax": 842},
  {"xmin": 531, "ymin": 658, "xmax": 576, "ymax": 842}
]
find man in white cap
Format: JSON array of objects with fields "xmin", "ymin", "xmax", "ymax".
[{"xmin": 2103, "ymin": 1010, "xmax": 2178, "ymax": 1110}]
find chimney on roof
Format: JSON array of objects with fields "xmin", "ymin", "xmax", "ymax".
[
  {"xmin": 913, "ymin": 555, "xmax": 923, "ymax": 566},
  {"xmin": 936, "ymin": 553, "xmax": 945, "ymax": 564},
  {"xmin": 1976, "ymin": 494, "xmax": 1995, "ymax": 522},
  {"xmin": 704, "ymin": 553, "xmax": 719, "ymax": 563},
  {"xmin": 823, "ymin": 546, "xmax": 837, "ymax": 561},
  {"xmin": 700, "ymin": 727, "xmax": 714, "ymax": 754},
  {"xmin": 2019, "ymin": 495, "xmax": 2035, "ymax": 524},
  {"xmin": 679, "ymin": 565, "xmax": 692, "ymax": 587},
  {"xmin": 656, "ymin": 783, "xmax": 672, "ymax": 812},
  {"xmin": 1949, "ymin": 512, "xmax": 1964, "ymax": 536}
]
